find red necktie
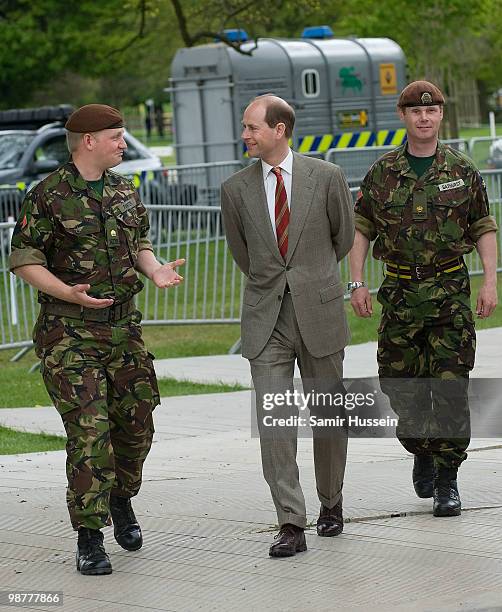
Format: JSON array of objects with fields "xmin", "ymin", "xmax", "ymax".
[{"xmin": 272, "ymin": 167, "xmax": 289, "ymax": 260}]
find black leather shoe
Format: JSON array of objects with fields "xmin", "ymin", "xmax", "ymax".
[
  {"xmin": 317, "ymin": 500, "xmax": 344, "ymax": 537},
  {"xmin": 413, "ymin": 455, "xmax": 435, "ymax": 498},
  {"xmin": 110, "ymin": 495, "xmax": 143, "ymax": 551},
  {"xmin": 269, "ymin": 524, "xmax": 307, "ymax": 558},
  {"xmin": 76, "ymin": 528, "xmax": 112, "ymax": 575},
  {"xmin": 433, "ymin": 468, "xmax": 461, "ymax": 517}
]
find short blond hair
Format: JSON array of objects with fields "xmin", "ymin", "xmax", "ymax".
[{"xmin": 66, "ymin": 131, "xmax": 84, "ymax": 153}]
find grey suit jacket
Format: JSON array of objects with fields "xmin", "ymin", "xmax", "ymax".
[{"xmin": 221, "ymin": 152, "xmax": 354, "ymax": 360}]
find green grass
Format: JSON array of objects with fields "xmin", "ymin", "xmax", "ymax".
[
  {"xmin": 157, "ymin": 377, "xmax": 245, "ymax": 395},
  {"xmin": 459, "ymin": 126, "xmax": 502, "ymax": 139},
  {"xmin": 1, "ymin": 272, "xmax": 501, "ymax": 409},
  {"xmin": 0, "ymin": 346, "xmax": 244, "ymax": 409},
  {"xmin": 0, "ymin": 425, "xmax": 65, "ymax": 454}
]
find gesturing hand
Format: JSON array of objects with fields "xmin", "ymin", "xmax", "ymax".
[
  {"xmin": 152, "ymin": 258, "xmax": 186, "ymax": 289},
  {"xmin": 69, "ymin": 284, "xmax": 115, "ymax": 309}
]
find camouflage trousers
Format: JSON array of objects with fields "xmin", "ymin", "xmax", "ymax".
[
  {"xmin": 377, "ymin": 269, "xmax": 475, "ymax": 469},
  {"xmin": 35, "ymin": 309, "xmax": 160, "ymax": 530}
]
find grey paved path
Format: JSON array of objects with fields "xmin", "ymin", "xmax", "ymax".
[
  {"xmin": 153, "ymin": 327, "xmax": 502, "ymax": 385},
  {"xmin": 0, "ymin": 329, "xmax": 501, "ymax": 611}
]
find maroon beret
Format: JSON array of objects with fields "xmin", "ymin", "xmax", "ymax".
[
  {"xmin": 397, "ymin": 81, "xmax": 445, "ymax": 108},
  {"xmin": 65, "ymin": 104, "xmax": 124, "ymax": 132}
]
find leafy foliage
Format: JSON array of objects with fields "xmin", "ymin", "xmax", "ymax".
[{"xmin": 0, "ymin": 0, "xmax": 500, "ymax": 109}]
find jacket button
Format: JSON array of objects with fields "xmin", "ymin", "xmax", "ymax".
[
  {"xmin": 285, "ymin": 265, "xmax": 291, "ymax": 271},
  {"xmin": 278, "ymin": 295, "xmax": 282, "ymax": 301}
]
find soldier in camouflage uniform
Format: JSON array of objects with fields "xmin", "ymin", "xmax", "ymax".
[
  {"xmin": 9, "ymin": 104, "xmax": 184, "ymax": 575},
  {"xmin": 348, "ymin": 81, "xmax": 498, "ymax": 517}
]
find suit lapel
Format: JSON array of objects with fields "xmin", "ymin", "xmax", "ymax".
[
  {"xmin": 287, "ymin": 153, "xmax": 315, "ymax": 263},
  {"xmin": 242, "ymin": 160, "xmax": 283, "ymax": 263}
]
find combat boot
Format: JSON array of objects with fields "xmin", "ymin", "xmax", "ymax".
[
  {"xmin": 76, "ymin": 528, "xmax": 112, "ymax": 575},
  {"xmin": 110, "ymin": 495, "xmax": 143, "ymax": 551},
  {"xmin": 433, "ymin": 467, "xmax": 461, "ymax": 517},
  {"xmin": 412, "ymin": 455, "xmax": 435, "ymax": 498}
]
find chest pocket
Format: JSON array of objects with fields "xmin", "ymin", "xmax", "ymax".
[
  {"xmin": 372, "ymin": 184, "xmax": 408, "ymax": 243},
  {"xmin": 114, "ymin": 207, "xmax": 142, "ymax": 264},
  {"xmin": 432, "ymin": 187, "xmax": 469, "ymax": 243},
  {"xmin": 56, "ymin": 215, "xmax": 101, "ymax": 274}
]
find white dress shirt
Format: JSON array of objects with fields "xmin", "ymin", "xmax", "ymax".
[{"xmin": 261, "ymin": 149, "xmax": 293, "ymax": 233}]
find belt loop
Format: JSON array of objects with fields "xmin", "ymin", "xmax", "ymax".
[{"xmin": 79, "ymin": 305, "xmax": 85, "ymax": 320}]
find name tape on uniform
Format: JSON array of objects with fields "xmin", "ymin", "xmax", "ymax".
[{"xmin": 438, "ymin": 179, "xmax": 465, "ymax": 192}]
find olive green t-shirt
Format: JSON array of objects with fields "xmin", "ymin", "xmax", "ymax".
[
  {"xmin": 87, "ymin": 176, "xmax": 104, "ymax": 198},
  {"xmin": 405, "ymin": 150, "xmax": 436, "ymax": 178}
]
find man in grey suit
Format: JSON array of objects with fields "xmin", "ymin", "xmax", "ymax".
[{"xmin": 221, "ymin": 95, "xmax": 354, "ymax": 557}]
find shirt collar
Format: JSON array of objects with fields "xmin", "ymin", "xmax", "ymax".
[{"xmin": 261, "ymin": 148, "xmax": 293, "ymax": 180}]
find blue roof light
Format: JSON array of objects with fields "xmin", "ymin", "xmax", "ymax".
[
  {"xmin": 301, "ymin": 26, "xmax": 334, "ymax": 39},
  {"xmin": 219, "ymin": 29, "xmax": 249, "ymax": 43}
]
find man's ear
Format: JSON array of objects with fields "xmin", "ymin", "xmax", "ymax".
[
  {"xmin": 275, "ymin": 122, "xmax": 286, "ymax": 139},
  {"xmin": 82, "ymin": 133, "xmax": 95, "ymax": 151}
]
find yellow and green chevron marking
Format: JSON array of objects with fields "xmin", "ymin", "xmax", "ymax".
[{"xmin": 297, "ymin": 129, "xmax": 407, "ymax": 153}]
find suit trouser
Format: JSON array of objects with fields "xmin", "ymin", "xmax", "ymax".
[{"xmin": 249, "ymin": 293, "xmax": 347, "ymax": 529}]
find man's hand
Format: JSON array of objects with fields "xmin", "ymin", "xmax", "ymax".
[
  {"xmin": 69, "ymin": 284, "xmax": 115, "ymax": 309},
  {"xmin": 350, "ymin": 287, "xmax": 373, "ymax": 318},
  {"xmin": 151, "ymin": 258, "xmax": 185, "ymax": 289},
  {"xmin": 476, "ymin": 282, "xmax": 497, "ymax": 318}
]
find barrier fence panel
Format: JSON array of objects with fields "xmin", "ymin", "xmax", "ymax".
[
  {"xmin": 138, "ymin": 161, "xmax": 243, "ymax": 208},
  {"xmin": 1, "ymin": 170, "xmax": 502, "ymax": 351},
  {"xmin": 138, "ymin": 205, "xmax": 245, "ymax": 325},
  {"xmin": 477, "ymin": 169, "xmax": 502, "ymax": 274},
  {"xmin": 0, "ymin": 187, "xmax": 25, "ymax": 222},
  {"xmin": 442, "ymin": 138, "xmax": 469, "ymax": 154},
  {"xmin": 325, "ymin": 146, "xmax": 394, "ymax": 187},
  {"xmin": 0, "ymin": 222, "xmax": 39, "ymax": 350},
  {"xmin": 469, "ymin": 136, "xmax": 501, "ymax": 171}
]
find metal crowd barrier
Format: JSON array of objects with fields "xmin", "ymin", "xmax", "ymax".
[
  {"xmin": 326, "ymin": 146, "xmax": 395, "ymax": 187},
  {"xmin": 138, "ymin": 205, "xmax": 244, "ymax": 325},
  {"xmin": 0, "ymin": 222, "xmax": 39, "ymax": 350},
  {"xmin": 1, "ymin": 162, "xmax": 502, "ymax": 352},
  {"xmin": 138, "ymin": 161, "xmax": 243, "ymax": 208},
  {"xmin": 468, "ymin": 136, "xmax": 500, "ymax": 171},
  {"xmin": 0, "ymin": 187, "xmax": 25, "ymax": 222}
]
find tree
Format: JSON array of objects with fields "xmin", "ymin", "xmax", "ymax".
[
  {"xmin": 1, "ymin": 0, "xmax": 501, "ymax": 114},
  {"xmin": 168, "ymin": 0, "xmax": 321, "ymax": 53}
]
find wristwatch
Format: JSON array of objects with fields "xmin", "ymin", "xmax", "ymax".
[{"xmin": 347, "ymin": 281, "xmax": 366, "ymax": 293}]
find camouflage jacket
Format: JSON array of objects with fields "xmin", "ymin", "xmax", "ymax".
[
  {"xmin": 354, "ymin": 142, "xmax": 498, "ymax": 265},
  {"xmin": 9, "ymin": 162, "xmax": 153, "ymax": 304}
]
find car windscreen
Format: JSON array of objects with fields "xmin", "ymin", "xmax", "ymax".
[{"xmin": 0, "ymin": 132, "xmax": 34, "ymax": 169}]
